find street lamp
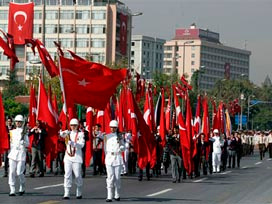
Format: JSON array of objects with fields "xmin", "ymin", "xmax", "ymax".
[
  {"xmin": 197, "ymin": 65, "xmax": 205, "ymax": 93},
  {"xmin": 182, "ymin": 40, "xmax": 194, "ymax": 76},
  {"xmin": 247, "ymin": 95, "xmax": 255, "ymax": 130},
  {"xmin": 128, "ymin": 12, "xmax": 143, "ymax": 73}
]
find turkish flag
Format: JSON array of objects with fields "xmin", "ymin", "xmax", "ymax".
[
  {"xmin": 60, "ymin": 56, "xmax": 127, "ymax": 110},
  {"xmin": 0, "ymin": 92, "xmax": 9, "ymax": 154},
  {"xmin": 8, "ymin": 2, "xmax": 34, "ymax": 45},
  {"xmin": 37, "ymin": 78, "xmax": 58, "ymax": 129},
  {"xmin": 58, "ymin": 103, "xmax": 77, "ymax": 130},
  {"xmin": 201, "ymin": 96, "xmax": 210, "ymax": 142},
  {"xmin": 0, "ymin": 33, "xmax": 19, "ymax": 69},
  {"xmin": 119, "ymin": 13, "xmax": 128, "ymax": 55},
  {"xmin": 85, "ymin": 107, "xmax": 94, "ymax": 167},
  {"xmin": 165, "ymin": 95, "xmax": 171, "ymax": 132},
  {"xmin": 159, "ymin": 88, "xmax": 166, "ymax": 147}
]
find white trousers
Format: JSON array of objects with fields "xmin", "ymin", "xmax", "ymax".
[
  {"xmin": 64, "ymin": 160, "xmax": 83, "ymax": 188},
  {"xmin": 122, "ymin": 149, "xmax": 129, "ymax": 174},
  {"xmin": 212, "ymin": 152, "xmax": 221, "ymax": 172},
  {"xmin": 9, "ymin": 159, "xmax": 25, "ymax": 186},
  {"xmin": 106, "ymin": 164, "xmax": 122, "ymax": 199}
]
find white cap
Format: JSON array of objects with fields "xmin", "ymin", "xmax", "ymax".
[
  {"xmin": 15, "ymin": 115, "xmax": 24, "ymax": 122},
  {"xmin": 213, "ymin": 129, "xmax": 219, "ymax": 134},
  {"xmin": 70, "ymin": 118, "xmax": 79, "ymax": 126},
  {"xmin": 109, "ymin": 120, "xmax": 118, "ymax": 128}
]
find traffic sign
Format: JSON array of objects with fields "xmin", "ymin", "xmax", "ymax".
[{"xmin": 235, "ymin": 115, "xmax": 247, "ymax": 125}]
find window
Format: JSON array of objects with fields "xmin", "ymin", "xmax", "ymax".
[
  {"xmin": 76, "ymin": 10, "xmax": 90, "ymax": 19},
  {"xmin": 34, "ymin": 10, "xmax": 42, "ymax": 19},
  {"xmin": 45, "ymin": 38, "xmax": 57, "ymax": 48},
  {"xmin": 46, "ymin": 0, "xmax": 58, "ymax": 5},
  {"xmin": 191, "ymin": 61, "xmax": 195, "ymax": 65},
  {"xmin": 0, "ymin": 24, "xmax": 8, "ymax": 32},
  {"xmin": 77, "ymin": 0, "xmax": 91, "ymax": 5},
  {"xmin": 59, "ymin": 38, "xmax": 74, "ymax": 48},
  {"xmin": 91, "ymin": 10, "xmax": 106, "ymax": 20},
  {"xmin": 76, "ymin": 38, "xmax": 89, "ymax": 48},
  {"xmin": 60, "ymin": 11, "xmax": 74, "ymax": 19},
  {"xmin": 91, "ymin": 38, "xmax": 105, "ymax": 48},
  {"xmin": 91, "ymin": 24, "xmax": 106, "ymax": 34},
  {"xmin": 191, "ymin": 45, "xmax": 196, "ymax": 51},
  {"xmin": 191, "ymin": 68, "xmax": 195, "ymax": 73},
  {"xmin": 62, "ymin": 0, "xmax": 75, "ymax": 5},
  {"xmin": 132, "ymin": 42, "xmax": 135, "ymax": 46},
  {"xmin": 131, "ymin": 60, "xmax": 134, "ymax": 65},
  {"xmin": 34, "ymin": 24, "xmax": 42, "ymax": 33},
  {"xmin": 192, "ymin": 53, "xmax": 195, "ymax": 58},
  {"xmin": 46, "ymin": 10, "xmax": 58, "ymax": 19},
  {"xmin": 59, "ymin": 24, "xmax": 73, "ymax": 33},
  {"xmin": 0, "ymin": 10, "xmax": 8, "ymax": 19},
  {"xmin": 0, "ymin": 52, "xmax": 8, "ymax": 61},
  {"xmin": 131, "ymin": 51, "xmax": 134, "ymax": 56},
  {"xmin": 77, "ymin": 25, "xmax": 90, "ymax": 34},
  {"xmin": 45, "ymin": 24, "xmax": 58, "ymax": 34}
]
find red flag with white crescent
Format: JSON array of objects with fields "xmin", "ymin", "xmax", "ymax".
[
  {"xmin": 8, "ymin": 2, "xmax": 34, "ymax": 45},
  {"xmin": 119, "ymin": 13, "xmax": 127, "ymax": 55}
]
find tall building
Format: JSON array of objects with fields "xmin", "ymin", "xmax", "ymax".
[
  {"xmin": 163, "ymin": 24, "xmax": 251, "ymax": 90},
  {"xmin": 131, "ymin": 35, "xmax": 165, "ymax": 79},
  {"xmin": 0, "ymin": 0, "xmax": 131, "ymax": 89}
]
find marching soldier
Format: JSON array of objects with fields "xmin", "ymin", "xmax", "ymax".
[
  {"xmin": 210, "ymin": 129, "xmax": 224, "ymax": 173},
  {"xmin": 104, "ymin": 120, "xmax": 125, "ymax": 202},
  {"xmin": 257, "ymin": 131, "xmax": 266, "ymax": 160},
  {"xmin": 8, "ymin": 115, "xmax": 29, "ymax": 196},
  {"xmin": 92, "ymin": 123, "xmax": 104, "ymax": 175},
  {"xmin": 60, "ymin": 118, "xmax": 85, "ymax": 199}
]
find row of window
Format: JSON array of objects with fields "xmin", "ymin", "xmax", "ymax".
[
  {"xmin": 0, "ymin": 10, "xmax": 106, "ymax": 20},
  {"xmin": 201, "ymin": 60, "xmax": 248, "ymax": 73},
  {"xmin": 30, "ymin": 24, "xmax": 106, "ymax": 34},
  {"xmin": 0, "ymin": 0, "xmax": 109, "ymax": 6},
  {"xmin": 131, "ymin": 41, "xmax": 163, "ymax": 50},
  {"xmin": 201, "ymin": 52, "xmax": 249, "ymax": 66},
  {"xmin": 201, "ymin": 46, "xmax": 249, "ymax": 60}
]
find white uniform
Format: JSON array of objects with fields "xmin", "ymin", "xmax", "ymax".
[
  {"xmin": 8, "ymin": 127, "xmax": 29, "ymax": 194},
  {"xmin": 60, "ymin": 130, "xmax": 85, "ymax": 198},
  {"xmin": 210, "ymin": 136, "xmax": 223, "ymax": 173},
  {"xmin": 122, "ymin": 132, "xmax": 132, "ymax": 175},
  {"xmin": 104, "ymin": 132, "xmax": 125, "ymax": 200}
]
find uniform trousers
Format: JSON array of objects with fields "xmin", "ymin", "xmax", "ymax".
[
  {"xmin": 106, "ymin": 164, "xmax": 122, "ymax": 199},
  {"xmin": 122, "ymin": 149, "xmax": 129, "ymax": 174},
  {"xmin": 9, "ymin": 159, "xmax": 25, "ymax": 186},
  {"xmin": 64, "ymin": 160, "xmax": 83, "ymax": 188},
  {"xmin": 212, "ymin": 152, "xmax": 221, "ymax": 172}
]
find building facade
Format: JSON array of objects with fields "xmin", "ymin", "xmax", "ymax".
[
  {"xmin": 163, "ymin": 24, "xmax": 251, "ymax": 90},
  {"xmin": 0, "ymin": 0, "xmax": 131, "ymax": 89},
  {"xmin": 131, "ymin": 35, "xmax": 165, "ymax": 79}
]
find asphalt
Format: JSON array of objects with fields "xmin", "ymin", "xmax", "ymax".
[{"xmin": 1, "ymin": 151, "xmax": 272, "ymax": 204}]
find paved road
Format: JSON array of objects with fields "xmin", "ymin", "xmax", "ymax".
[{"xmin": 1, "ymin": 152, "xmax": 272, "ymax": 204}]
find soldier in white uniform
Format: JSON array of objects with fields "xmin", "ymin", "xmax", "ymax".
[
  {"xmin": 104, "ymin": 120, "xmax": 125, "ymax": 202},
  {"xmin": 209, "ymin": 129, "xmax": 223, "ymax": 173},
  {"xmin": 8, "ymin": 115, "xmax": 29, "ymax": 196},
  {"xmin": 60, "ymin": 118, "xmax": 85, "ymax": 199}
]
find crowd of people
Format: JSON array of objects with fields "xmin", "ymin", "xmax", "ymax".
[{"xmin": 1, "ymin": 115, "xmax": 272, "ymax": 201}]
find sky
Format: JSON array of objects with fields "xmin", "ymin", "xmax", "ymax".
[{"xmin": 121, "ymin": 0, "xmax": 272, "ymax": 85}]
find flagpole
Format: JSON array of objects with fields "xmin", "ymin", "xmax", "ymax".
[{"xmin": 58, "ymin": 56, "xmax": 69, "ymax": 127}]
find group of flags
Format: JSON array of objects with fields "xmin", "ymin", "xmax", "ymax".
[{"xmin": 0, "ymin": 2, "xmax": 242, "ymax": 173}]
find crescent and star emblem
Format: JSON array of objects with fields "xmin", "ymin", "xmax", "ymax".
[{"xmin": 14, "ymin": 11, "xmax": 28, "ymax": 31}]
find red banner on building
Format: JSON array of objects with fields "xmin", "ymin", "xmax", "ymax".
[
  {"xmin": 119, "ymin": 13, "xmax": 128, "ymax": 55},
  {"xmin": 224, "ymin": 63, "xmax": 231, "ymax": 80},
  {"xmin": 8, "ymin": 2, "xmax": 34, "ymax": 45}
]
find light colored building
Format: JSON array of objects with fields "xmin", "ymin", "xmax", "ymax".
[
  {"xmin": 131, "ymin": 35, "xmax": 165, "ymax": 79},
  {"xmin": 163, "ymin": 24, "xmax": 251, "ymax": 90},
  {"xmin": 0, "ymin": 0, "xmax": 131, "ymax": 89}
]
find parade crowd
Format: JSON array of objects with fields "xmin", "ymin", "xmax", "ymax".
[{"xmin": 1, "ymin": 115, "xmax": 271, "ymax": 201}]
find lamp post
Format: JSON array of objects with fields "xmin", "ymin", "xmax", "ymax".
[
  {"xmin": 247, "ymin": 95, "xmax": 255, "ymax": 130},
  {"xmin": 182, "ymin": 40, "xmax": 194, "ymax": 76},
  {"xmin": 197, "ymin": 65, "xmax": 205, "ymax": 93},
  {"xmin": 128, "ymin": 12, "xmax": 143, "ymax": 73}
]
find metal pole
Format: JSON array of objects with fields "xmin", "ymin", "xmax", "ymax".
[
  {"xmin": 182, "ymin": 42, "xmax": 185, "ymax": 75},
  {"xmin": 41, "ymin": 0, "xmax": 45, "ymax": 82},
  {"xmin": 247, "ymin": 95, "xmax": 250, "ymax": 130}
]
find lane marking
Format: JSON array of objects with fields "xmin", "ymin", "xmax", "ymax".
[
  {"xmin": 34, "ymin": 183, "xmax": 63, "ymax": 190},
  {"xmin": 146, "ymin": 188, "xmax": 173, "ymax": 197},
  {"xmin": 267, "ymin": 158, "xmax": 272, "ymax": 161},
  {"xmin": 255, "ymin": 162, "xmax": 262, "ymax": 165},
  {"xmin": 193, "ymin": 178, "xmax": 207, "ymax": 183},
  {"xmin": 242, "ymin": 166, "xmax": 248, "ymax": 169},
  {"xmin": 220, "ymin": 171, "xmax": 232, "ymax": 175},
  {"xmin": 38, "ymin": 201, "xmax": 61, "ymax": 204}
]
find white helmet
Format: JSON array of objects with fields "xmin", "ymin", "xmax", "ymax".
[
  {"xmin": 213, "ymin": 129, "xmax": 219, "ymax": 134},
  {"xmin": 109, "ymin": 120, "xmax": 118, "ymax": 128},
  {"xmin": 70, "ymin": 118, "xmax": 79, "ymax": 126},
  {"xmin": 15, "ymin": 115, "xmax": 24, "ymax": 122}
]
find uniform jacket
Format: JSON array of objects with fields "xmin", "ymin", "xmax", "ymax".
[
  {"xmin": 104, "ymin": 132, "xmax": 125, "ymax": 166},
  {"xmin": 8, "ymin": 127, "xmax": 29, "ymax": 161},
  {"xmin": 210, "ymin": 136, "xmax": 223, "ymax": 154},
  {"xmin": 60, "ymin": 130, "xmax": 85, "ymax": 163}
]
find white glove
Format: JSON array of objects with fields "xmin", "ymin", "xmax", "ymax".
[
  {"xmin": 68, "ymin": 140, "xmax": 76, "ymax": 147},
  {"xmin": 20, "ymin": 140, "xmax": 25, "ymax": 145},
  {"xmin": 119, "ymin": 145, "xmax": 125, "ymax": 152},
  {"xmin": 65, "ymin": 130, "xmax": 70, "ymax": 135}
]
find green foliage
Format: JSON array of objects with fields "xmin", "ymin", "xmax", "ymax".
[{"xmin": 3, "ymin": 98, "xmax": 28, "ymax": 117}]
